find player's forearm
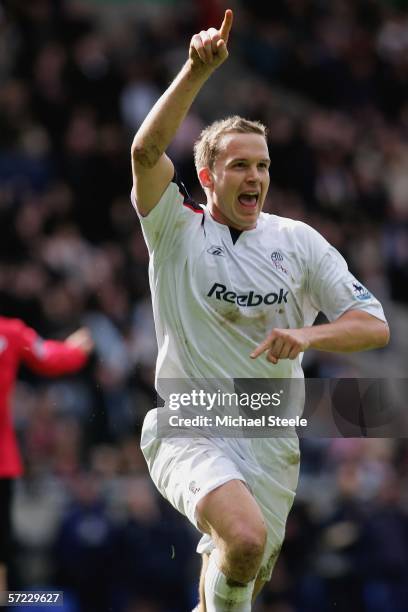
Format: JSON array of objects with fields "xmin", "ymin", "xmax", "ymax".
[
  {"xmin": 131, "ymin": 61, "xmax": 211, "ymax": 169},
  {"xmin": 306, "ymin": 310, "xmax": 390, "ymax": 353},
  {"xmin": 23, "ymin": 340, "xmax": 88, "ymax": 375}
]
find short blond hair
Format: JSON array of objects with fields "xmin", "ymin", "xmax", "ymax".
[{"xmin": 193, "ymin": 115, "xmax": 268, "ymax": 171}]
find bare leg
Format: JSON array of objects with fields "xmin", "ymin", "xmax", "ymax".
[
  {"xmin": 196, "ymin": 479, "xmax": 267, "ymax": 611},
  {"xmin": 198, "ymin": 553, "xmax": 209, "ymax": 611},
  {"xmin": 197, "ymin": 479, "xmax": 266, "ymax": 583}
]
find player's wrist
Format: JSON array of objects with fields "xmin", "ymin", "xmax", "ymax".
[
  {"xmin": 185, "ymin": 57, "xmax": 216, "ymax": 82},
  {"xmin": 300, "ymin": 326, "xmax": 316, "ymax": 351}
]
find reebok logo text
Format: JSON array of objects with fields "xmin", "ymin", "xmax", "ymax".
[{"xmin": 208, "ymin": 283, "xmax": 289, "ymax": 306}]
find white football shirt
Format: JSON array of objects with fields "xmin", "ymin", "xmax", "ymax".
[
  {"xmin": 134, "ymin": 175, "xmax": 387, "ymax": 563},
  {"xmin": 132, "ymin": 176, "xmax": 386, "ymax": 394}
]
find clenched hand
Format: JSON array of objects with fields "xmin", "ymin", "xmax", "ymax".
[{"xmin": 189, "ymin": 9, "xmax": 233, "ymax": 74}]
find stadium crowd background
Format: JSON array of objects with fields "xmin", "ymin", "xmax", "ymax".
[{"xmin": 1, "ymin": 0, "xmax": 408, "ymax": 610}]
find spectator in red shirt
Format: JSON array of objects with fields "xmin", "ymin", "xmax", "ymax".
[{"xmin": 0, "ymin": 317, "xmax": 93, "ymax": 593}]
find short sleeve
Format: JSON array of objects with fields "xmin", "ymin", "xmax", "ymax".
[
  {"xmin": 304, "ymin": 226, "xmax": 387, "ymax": 323},
  {"xmin": 131, "ymin": 175, "xmax": 204, "ymax": 265}
]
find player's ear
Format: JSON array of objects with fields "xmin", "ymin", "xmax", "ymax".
[{"xmin": 198, "ymin": 167, "xmax": 213, "ymax": 189}]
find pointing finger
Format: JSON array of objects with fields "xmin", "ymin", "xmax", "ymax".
[
  {"xmin": 250, "ymin": 337, "xmax": 271, "ymax": 359},
  {"xmin": 219, "ymin": 9, "xmax": 233, "ymax": 45}
]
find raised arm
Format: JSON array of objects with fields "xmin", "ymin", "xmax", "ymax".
[{"xmin": 131, "ymin": 9, "xmax": 233, "ymax": 216}]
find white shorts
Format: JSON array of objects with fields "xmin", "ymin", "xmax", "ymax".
[{"xmin": 141, "ymin": 408, "xmax": 300, "ymax": 581}]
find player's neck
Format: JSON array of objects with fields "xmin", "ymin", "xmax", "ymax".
[{"xmin": 207, "ymin": 204, "xmax": 257, "ymax": 231}]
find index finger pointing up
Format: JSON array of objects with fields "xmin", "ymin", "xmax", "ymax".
[{"xmin": 219, "ymin": 9, "xmax": 233, "ymax": 44}]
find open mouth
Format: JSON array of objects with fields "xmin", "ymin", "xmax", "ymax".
[{"xmin": 238, "ymin": 193, "xmax": 259, "ymax": 208}]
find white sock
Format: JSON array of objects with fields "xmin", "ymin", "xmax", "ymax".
[{"xmin": 204, "ymin": 549, "xmax": 255, "ymax": 611}]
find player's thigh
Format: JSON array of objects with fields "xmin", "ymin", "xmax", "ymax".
[
  {"xmin": 196, "ymin": 478, "xmax": 267, "ymax": 547},
  {"xmin": 198, "ymin": 553, "xmax": 209, "ymax": 612}
]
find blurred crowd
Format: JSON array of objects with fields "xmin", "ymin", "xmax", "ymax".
[{"xmin": 0, "ymin": 0, "xmax": 408, "ymax": 610}]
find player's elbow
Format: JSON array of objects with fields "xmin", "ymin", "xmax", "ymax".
[
  {"xmin": 131, "ymin": 142, "xmax": 159, "ymax": 170},
  {"xmin": 377, "ymin": 321, "xmax": 390, "ymax": 348},
  {"xmin": 368, "ymin": 320, "xmax": 390, "ymax": 349}
]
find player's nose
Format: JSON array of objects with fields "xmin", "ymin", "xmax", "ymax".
[{"xmin": 245, "ymin": 166, "xmax": 262, "ymax": 183}]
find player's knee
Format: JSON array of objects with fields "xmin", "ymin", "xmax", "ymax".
[
  {"xmin": 226, "ymin": 521, "xmax": 267, "ymax": 566},
  {"xmin": 232, "ymin": 526, "xmax": 266, "ymax": 559}
]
